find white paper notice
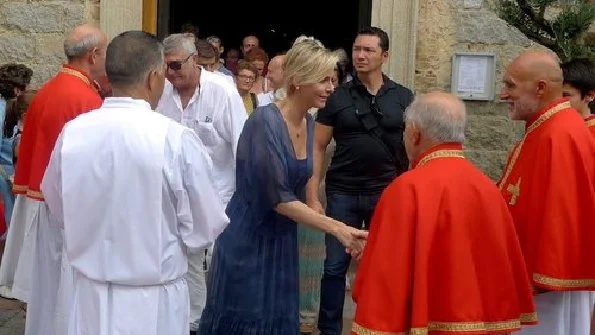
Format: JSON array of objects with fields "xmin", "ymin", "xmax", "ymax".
[{"xmin": 457, "ymin": 56, "xmax": 488, "ymax": 94}]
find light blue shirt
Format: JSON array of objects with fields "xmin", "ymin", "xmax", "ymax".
[
  {"xmin": 0, "ymin": 97, "xmax": 15, "ymax": 170},
  {"xmin": 217, "ymin": 66, "xmax": 234, "ymax": 77},
  {"xmin": 0, "ymin": 97, "xmax": 6, "ymax": 138}
]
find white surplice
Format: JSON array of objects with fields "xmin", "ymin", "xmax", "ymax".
[
  {"xmin": 0, "ymin": 194, "xmax": 43, "ymax": 302},
  {"xmin": 23, "ymin": 199, "xmax": 61, "ymax": 335},
  {"xmin": 39, "ymin": 97, "xmax": 229, "ymax": 335},
  {"xmin": 519, "ymin": 291, "xmax": 595, "ymax": 335},
  {"xmin": 157, "ymin": 70, "xmax": 246, "ymax": 330}
]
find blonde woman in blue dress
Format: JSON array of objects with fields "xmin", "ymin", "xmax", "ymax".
[{"xmin": 198, "ymin": 37, "xmax": 368, "ymax": 335}]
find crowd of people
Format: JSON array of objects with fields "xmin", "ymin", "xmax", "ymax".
[{"xmin": 0, "ymin": 21, "xmax": 592, "ymax": 335}]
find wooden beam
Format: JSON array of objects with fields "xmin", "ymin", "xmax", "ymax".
[{"xmin": 142, "ymin": 0, "xmax": 158, "ymax": 35}]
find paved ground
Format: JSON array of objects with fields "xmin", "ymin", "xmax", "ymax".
[
  {"xmin": 0, "ymin": 298, "xmax": 24, "ymax": 335},
  {"xmin": 0, "ymin": 294, "xmax": 355, "ymax": 335}
]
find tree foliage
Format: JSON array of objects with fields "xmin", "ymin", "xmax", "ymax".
[{"xmin": 496, "ymin": 0, "xmax": 595, "ymax": 61}]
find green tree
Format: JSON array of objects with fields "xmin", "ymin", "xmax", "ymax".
[{"xmin": 495, "ymin": 0, "xmax": 595, "ymax": 61}]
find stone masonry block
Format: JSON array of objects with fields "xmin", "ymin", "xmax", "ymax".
[
  {"xmin": 0, "ymin": 2, "xmax": 63, "ymax": 33},
  {"xmin": 463, "ymin": 0, "xmax": 483, "ymax": 9},
  {"xmin": 465, "ymin": 114, "xmax": 516, "ymax": 151},
  {"xmin": 0, "ymin": 34, "xmax": 37, "ymax": 62},
  {"xmin": 464, "ymin": 150, "xmax": 509, "ymax": 181},
  {"xmin": 63, "ymin": 2, "xmax": 86, "ymax": 32}
]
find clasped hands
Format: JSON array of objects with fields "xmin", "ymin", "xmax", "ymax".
[
  {"xmin": 308, "ymin": 198, "xmax": 369, "ymax": 260},
  {"xmin": 335, "ymin": 224, "xmax": 368, "ymax": 261}
]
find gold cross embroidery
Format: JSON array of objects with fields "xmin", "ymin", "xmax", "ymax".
[{"xmin": 507, "ymin": 178, "xmax": 521, "ymax": 205}]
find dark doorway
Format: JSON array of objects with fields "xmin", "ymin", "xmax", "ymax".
[{"xmin": 158, "ymin": 0, "xmax": 371, "ymax": 57}]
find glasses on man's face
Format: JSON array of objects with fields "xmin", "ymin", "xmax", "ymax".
[
  {"xmin": 166, "ymin": 54, "xmax": 194, "ymax": 71},
  {"xmin": 237, "ymin": 74, "xmax": 256, "ymax": 82}
]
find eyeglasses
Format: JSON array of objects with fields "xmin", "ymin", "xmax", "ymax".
[
  {"xmin": 237, "ymin": 74, "xmax": 256, "ymax": 82},
  {"xmin": 166, "ymin": 54, "xmax": 194, "ymax": 71}
]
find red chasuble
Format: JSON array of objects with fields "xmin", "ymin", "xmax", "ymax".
[
  {"xmin": 586, "ymin": 114, "xmax": 595, "ymax": 138},
  {"xmin": 13, "ymin": 65, "xmax": 102, "ymax": 200},
  {"xmin": 352, "ymin": 143, "xmax": 536, "ymax": 335},
  {"xmin": 498, "ymin": 99, "xmax": 595, "ymax": 292}
]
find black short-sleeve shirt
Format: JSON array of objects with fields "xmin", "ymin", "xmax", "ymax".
[{"xmin": 316, "ymin": 75, "xmax": 413, "ymax": 195}]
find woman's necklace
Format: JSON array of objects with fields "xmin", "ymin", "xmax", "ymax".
[{"xmin": 288, "ymin": 120, "xmax": 306, "ymax": 139}]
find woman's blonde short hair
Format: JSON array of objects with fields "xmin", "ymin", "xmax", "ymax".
[{"xmin": 283, "ymin": 36, "xmax": 338, "ymax": 90}]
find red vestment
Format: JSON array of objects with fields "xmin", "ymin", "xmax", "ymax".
[
  {"xmin": 352, "ymin": 143, "xmax": 536, "ymax": 335},
  {"xmin": 498, "ymin": 99, "xmax": 595, "ymax": 292},
  {"xmin": 13, "ymin": 65, "xmax": 102, "ymax": 201},
  {"xmin": 586, "ymin": 114, "xmax": 595, "ymax": 138}
]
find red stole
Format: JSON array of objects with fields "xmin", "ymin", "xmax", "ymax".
[
  {"xmin": 13, "ymin": 65, "xmax": 102, "ymax": 200},
  {"xmin": 498, "ymin": 99, "xmax": 595, "ymax": 292}
]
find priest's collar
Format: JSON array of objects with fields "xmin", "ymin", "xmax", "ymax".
[
  {"xmin": 61, "ymin": 64, "xmax": 93, "ymax": 86},
  {"xmin": 412, "ymin": 143, "xmax": 465, "ymax": 169},
  {"xmin": 525, "ymin": 98, "xmax": 571, "ymax": 130},
  {"xmin": 102, "ymin": 97, "xmax": 152, "ymax": 111}
]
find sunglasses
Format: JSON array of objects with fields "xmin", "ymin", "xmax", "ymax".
[{"xmin": 166, "ymin": 54, "xmax": 194, "ymax": 71}]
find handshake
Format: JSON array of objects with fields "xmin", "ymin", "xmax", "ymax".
[{"xmin": 307, "ymin": 198, "xmax": 369, "ymax": 260}]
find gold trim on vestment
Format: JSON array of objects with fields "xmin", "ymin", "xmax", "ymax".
[
  {"xmin": 12, "ymin": 184, "xmax": 44, "ymax": 200},
  {"xmin": 12, "ymin": 184, "xmax": 26, "ymax": 192},
  {"xmin": 59, "ymin": 67, "xmax": 91, "ymax": 86},
  {"xmin": 498, "ymin": 101, "xmax": 571, "ymax": 191},
  {"xmin": 352, "ymin": 317, "xmax": 527, "ymax": 335},
  {"xmin": 586, "ymin": 118, "xmax": 595, "ymax": 128},
  {"xmin": 520, "ymin": 312, "xmax": 538, "ymax": 323},
  {"xmin": 415, "ymin": 150, "xmax": 465, "ymax": 169},
  {"xmin": 534, "ymin": 273, "xmax": 595, "ymax": 289},
  {"xmin": 352, "ymin": 322, "xmax": 426, "ymax": 335},
  {"xmin": 506, "ymin": 177, "xmax": 521, "ymax": 206}
]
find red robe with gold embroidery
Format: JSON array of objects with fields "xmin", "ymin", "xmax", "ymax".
[
  {"xmin": 13, "ymin": 65, "xmax": 102, "ymax": 201},
  {"xmin": 586, "ymin": 114, "xmax": 595, "ymax": 138},
  {"xmin": 498, "ymin": 99, "xmax": 595, "ymax": 292},
  {"xmin": 352, "ymin": 143, "xmax": 536, "ymax": 335}
]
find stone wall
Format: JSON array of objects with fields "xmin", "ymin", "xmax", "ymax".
[
  {"xmin": 0, "ymin": 0, "xmax": 97, "ymax": 88},
  {"xmin": 415, "ymin": 0, "xmax": 544, "ymax": 180}
]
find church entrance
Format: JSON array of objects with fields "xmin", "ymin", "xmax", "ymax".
[{"xmin": 156, "ymin": 0, "xmax": 372, "ymax": 56}]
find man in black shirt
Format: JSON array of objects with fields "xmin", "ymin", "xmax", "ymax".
[{"xmin": 307, "ymin": 27, "xmax": 413, "ymax": 335}]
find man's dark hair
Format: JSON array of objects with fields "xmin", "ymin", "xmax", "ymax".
[
  {"xmin": 4, "ymin": 90, "xmax": 36, "ymax": 138},
  {"xmin": 335, "ymin": 62, "xmax": 346, "ymax": 85},
  {"xmin": 0, "ymin": 64, "xmax": 33, "ymax": 99},
  {"xmin": 562, "ymin": 58, "xmax": 595, "ymax": 114},
  {"xmin": 195, "ymin": 39, "xmax": 217, "ymax": 59},
  {"xmin": 106, "ymin": 31, "xmax": 164, "ymax": 88},
  {"xmin": 561, "ymin": 58, "xmax": 595, "ymax": 98},
  {"xmin": 357, "ymin": 26, "xmax": 389, "ymax": 52},
  {"xmin": 180, "ymin": 22, "xmax": 199, "ymax": 38}
]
